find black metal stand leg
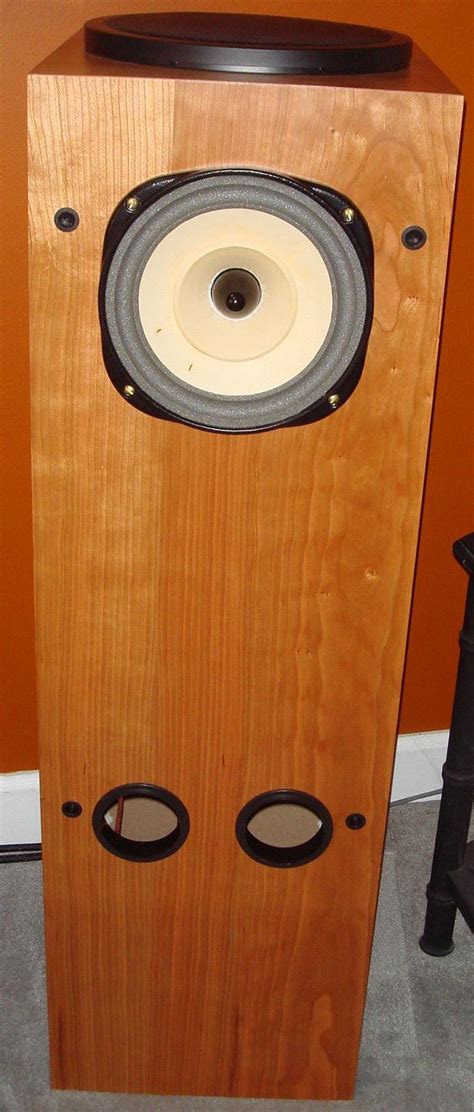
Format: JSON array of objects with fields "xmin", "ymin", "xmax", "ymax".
[{"xmin": 420, "ymin": 533, "xmax": 474, "ymax": 956}]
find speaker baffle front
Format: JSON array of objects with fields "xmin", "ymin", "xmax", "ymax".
[{"xmin": 99, "ymin": 169, "xmax": 373, "ymax": 433}]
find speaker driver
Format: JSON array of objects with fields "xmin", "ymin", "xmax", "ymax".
[{"xmin": 100, "ymin": 169, "xmax": 373, "ymax": 432}]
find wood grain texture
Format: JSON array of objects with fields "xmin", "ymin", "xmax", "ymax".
[{"xmin": 28, "ymin": 43, "xmax": 462, "ymax": 1100}]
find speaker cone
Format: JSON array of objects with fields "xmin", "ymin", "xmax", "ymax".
[{"xmin": 100, "ymin": 169, "xmax": 373, "ymax": 432}]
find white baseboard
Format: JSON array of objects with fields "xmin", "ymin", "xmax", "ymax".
[
  {"xmin": 390, "ymin": 731, "xmax": 447, "ymax": 804},
  {"xmin": 0, "ymin": 733, "xmax": 448, "ymax": 846},
  {"xmin": 0, "ymin": 770, "xmax": 41, "ymax": 845}
]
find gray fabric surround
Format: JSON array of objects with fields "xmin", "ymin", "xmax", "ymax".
[{"xmin": 104, "ymin": 173, "xmax": 369, "ymax": 430}]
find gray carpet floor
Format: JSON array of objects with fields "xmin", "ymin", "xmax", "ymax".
[{"xmin": 1, "ymin": 802, "xmax": 473, "ymax": 1112}]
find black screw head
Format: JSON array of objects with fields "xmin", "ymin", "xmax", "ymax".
[
  {"xmin": 401, "ymin": 225, "xmax": 427, "ymax": 250},
  {"xmin": 346, "ymin": 812, "xmax": 366, "ymax": 830},
  {"xmin": 54, "ymin": 208, "xmax": 80, "ymax": 233},
  {"xmin": 62, "ymin": 800, "xmax": 82, "ymax": 818}
]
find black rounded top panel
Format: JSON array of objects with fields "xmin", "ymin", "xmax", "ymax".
[{"xmin": 84, "ymin": 12, "xmax": 412, "ymax": 75}]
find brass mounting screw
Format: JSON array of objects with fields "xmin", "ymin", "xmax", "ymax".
[
  {"xmin": 328, "ymin": 394, "xmax": 341, "ymax": 409},
  {"xmin": 124, "ymin": 196, "xmax": 140, "ymax": 213},
  {"xmin": 342, "ymin": 207, "xmax": 355, "ymax": 223},
  {"xmin": 124, "ymin": 384, "xmax": 135, "ymax": 397}
]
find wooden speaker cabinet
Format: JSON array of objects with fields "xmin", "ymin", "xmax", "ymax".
[{"xmin": 28, "ymin": 13, "xmax": 462, "ymax": 1101}]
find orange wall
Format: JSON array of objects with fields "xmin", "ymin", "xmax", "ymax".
[{"xmin": 1, "ymin": 1, "xmax": 472, "ymax": 772}]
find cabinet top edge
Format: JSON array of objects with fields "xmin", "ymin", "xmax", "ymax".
[{"xmin": 30, "ymin": 31, "xmax": 461, "ymax": 99}]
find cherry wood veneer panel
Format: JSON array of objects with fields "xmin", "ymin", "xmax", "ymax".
[{"xmin": 29, "ymin": 55, "xmax": 462, "ymax": 1099}]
